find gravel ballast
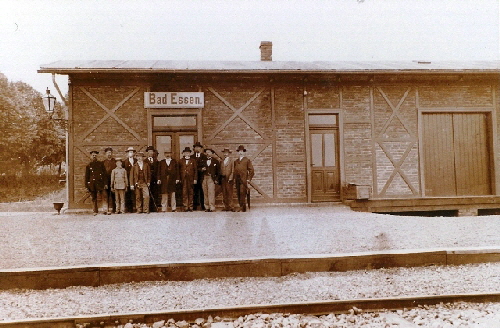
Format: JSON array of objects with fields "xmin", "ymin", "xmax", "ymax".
[
  {"xmin": 1, "ymin": 262, "xmax": 500, "ymax": 321},
  {"xmin": 73, "ymin": 303, "xmax": 500, "ymax": 328},
  {"xmin": 1, "ymin": 207, "xmax": 500, "ymax": 269},
  {"xmin": 87, "ymin": 303, "xmax": 500, "ymax": 328}
]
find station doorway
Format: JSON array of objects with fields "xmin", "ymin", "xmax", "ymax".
[
  {"xmin": 308, "ymin": 113, "xmax": 340, "ymax": 202},
  {"xmin": 151, "ymin": 114, "xmax": 200, "ymax": 160}
]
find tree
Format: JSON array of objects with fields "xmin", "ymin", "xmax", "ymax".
[{"xmin": 0, "ymin": 73, "xmax": 65, "ymax": 175}]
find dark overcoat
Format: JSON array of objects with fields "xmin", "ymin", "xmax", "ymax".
[
  {"xmin": 85, "ymin": 160, "xmax": 108, "ymax": 192},
  {"xmin": 158, "ymin": 159, "xmax": 179, "ymax": 193},
  {"xmin": 103, "ymin": 158, "xmax": 116, "ymax": 187},
  {"xmin": 233, "ymin": 157, "xmax": 255, "ymax": 185},
  {"xmin": 179, "ymin": 157, "xmax": 198, "ymax": 185}
]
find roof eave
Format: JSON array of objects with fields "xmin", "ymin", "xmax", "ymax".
[{"xmin": 37, "ymin": 68, "xmax": 500, "ymax": 75}]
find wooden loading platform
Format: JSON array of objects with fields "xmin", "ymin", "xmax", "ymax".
[{"xmin": 344, "ymin": 196, "xmax": 500, "ymax": 216}]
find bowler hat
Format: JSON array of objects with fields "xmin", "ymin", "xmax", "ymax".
[
  {"xmin": 125, "ymin": 147, "xmax": 136, "ymax": 153},
  {"xmin": 104, "ymin": 147, "xmax": 113, "ymax": 152},
  {"xmin": 193, "ymin": 141, "xmax": 204, "ymax": 148},
  {"xmin": 146, "ymin": 146, "xmax": 155, "ymax": 152},
  {"xmin": 182, "ymin": 147, "xmax": 192, "ymax": 153},
  {"xmin": 136, "ymin": 152, "xmax": 145, "ymax": 157},
  {"xmin": 236, "ymin": 145, "xmax": 246, "ymax": 152},
  {"xmin": 221, "ymin": 148, "xmax": 232, "ymax": 153},
  {"xmin": 90, "ymin": 150, "xmax": 99, "ymax": 154}
]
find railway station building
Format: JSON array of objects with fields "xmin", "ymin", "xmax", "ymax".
[{"xmin": 39, "ymin": 42, "xmax": 500, "ymax": 214}]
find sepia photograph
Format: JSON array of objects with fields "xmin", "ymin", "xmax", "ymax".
[{"xmin": 0, "ymin": 0, "xmax": 499, "ymax": 326}]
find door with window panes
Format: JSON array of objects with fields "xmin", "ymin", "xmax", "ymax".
[
  {"xmin": 309, "ymin": 114, "xmax": 340, "ymax": 202},
  {"xmin": 152, "ymin": 115, "xmax": 198, "ymax": 160}
]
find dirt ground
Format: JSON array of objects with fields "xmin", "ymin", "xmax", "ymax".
[{"xmin": 0, "ymin": 205, "xmax": 499, "ymax": 270}]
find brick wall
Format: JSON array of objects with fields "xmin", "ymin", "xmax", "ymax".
[
  {"xmin": 71, "ymin": 85, "xmax": 147, "ymax": 206},
  {"xmin": 67, "ymin": 74, "xmax": 499, "ymax": 207}
]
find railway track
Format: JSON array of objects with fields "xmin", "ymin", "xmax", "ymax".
[{"xmin": 1, "ymin": 292, "xmax": 499, "ymax": 328}]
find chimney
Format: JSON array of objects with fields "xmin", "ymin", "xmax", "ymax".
[{"xmin": 260, "ymin": 41, "xmax": 272, "ymax": 61}]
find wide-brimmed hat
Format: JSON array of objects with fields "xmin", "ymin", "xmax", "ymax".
[
  {"xmin": 90, "ymin": 150, "xmax": 99, "ymax": 154},
  {"xmin": 236, "ymin": 145, "xmax": 246, "ymax": 152},
  {"xmin": 145, "ymin": 146, "xmax": 155, "ymax": 152},
  {"xmin": 193, "ymin": 141, "xmax": 203, "ymax": 148},
  {"xmin": 182, "ymin": 147, "xmax": 192, "ymax": 153},
  {"xmin": 221, "ymin": 148, "xmax": 232, "ymax": 153},
  {"xmin": 125, "ymin": 147, "xmax": 136, "ymax": 153},
  {"xmin": 104, "ymin": 147, "xmax": 113, "ymax": 152}
]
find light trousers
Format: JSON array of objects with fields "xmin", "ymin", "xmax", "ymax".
[
  {"xmin": 114, "ymin": 189, "xmax": 125, "ymax": 213},
  {"xmin": 202, "ymin": 176, "xmax": 216, "ymax": 211},
  {"xmin": 161, "ymin": 192, "xmax": 176, "ymax": 211}
]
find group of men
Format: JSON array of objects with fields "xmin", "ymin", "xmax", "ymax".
[{"xmin": 84, "ymin": 142, "xmax": 254, "ymax": 215}]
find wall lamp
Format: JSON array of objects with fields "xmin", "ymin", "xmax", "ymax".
[{"xmin": 42, "ymin": 88, "xmax": 57, "ymax": 118}]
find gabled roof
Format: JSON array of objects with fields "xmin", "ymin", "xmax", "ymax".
[{"xmin": 38, "ymin": 60, "xmax": 500, "ymax": 74}]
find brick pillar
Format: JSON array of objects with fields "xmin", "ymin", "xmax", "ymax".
[{"xmin": 260, "ymin": 41, "xmax": 272, "ymax": 61}]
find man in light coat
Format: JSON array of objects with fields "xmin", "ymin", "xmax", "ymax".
[{"xmin": 220, "ymin": 148, "xmax": 235, "ymax": 211}]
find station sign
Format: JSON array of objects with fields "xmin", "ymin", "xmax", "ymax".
[{"xmin": 144, "ymin": 92, "xmax": 204, "ymax": 108}]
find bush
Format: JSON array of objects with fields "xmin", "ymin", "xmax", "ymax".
[{"xmin": 0, "ymin": 175, "xmax": 63, "ymax": 202}]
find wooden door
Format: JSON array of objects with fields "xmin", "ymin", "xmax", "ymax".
[
  {"xmin": 310, "ymin": 129, "xmax": 340, "ymax": 201},
  {"xmin": 422, "ymin": 112, "xmax": 491, "ymax": 196},
  {"xmin": 154, "ymin": 133, "xmax": 197, "ymax": 160}
]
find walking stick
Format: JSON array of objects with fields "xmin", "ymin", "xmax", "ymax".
[
  {"xmin": 146, "ymin": 183, "xmax": 159, "ymax": 212},
  {"xmin": 247, "ymin": 182, "xmax": 251, "ymax": 210}
]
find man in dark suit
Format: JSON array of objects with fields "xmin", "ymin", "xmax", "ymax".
[
  {"xmin": 192, "ymin": 141, "xmax": 207, "ymax": 211},
  {"xmin": 157, "ymin": 150, "xmax": 180, "ymax": 212},
  {"xmin": 130, "ymin": 152, "xmax": 151, "ymax": 214},
  {"xmin": 233, "ymin": 145, "xmax": 254, "ymax": 212},
  {"xmin": 200, "ymin": 148, "xmax": 220, "ymax": 212},
  {"xmin": 146, "ymin": 146, "xmax": 160, "ymax": 212},
  {"xmin": 123, "ymin": 147, "xmax": 136, "ymax": 213},
  {"xmin": 102, "ymin": 147, "xmax": 116, "ymax": 214},
  {"xmin": 179, "ymin": 147, "xmax": 197, "ymax": 212},
  {"xmin": 85, "ymin": 150, "xmax": 109, "ymax": 215}
]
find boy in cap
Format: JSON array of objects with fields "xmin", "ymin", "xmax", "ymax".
[
  {"xmin": 85, "ymin": 150, "xmax": 109, "ymax": 215},
  {"xmin": 233, "ymin": 145, "xmax": 254, "ymax": 212},
  {"xmin": 103, "ymin": 147, "xmax": 116, "ymax": 214},
  {"xmin": 220, "ymin": 148, "xmax": 235, "ymax": 211},
  {"xmin": 124, "ymin": 147, "xmax": 137, "ymax": 213},
  {"xmin": 157, "ymin": 150, "xmax": 180, "ymax": 212},
  {"xmin": 110, "ymin": 158, "xmax": 128, "ymax": 214},
  {"xmin": 179, "ymin": 147, "xmax": 197, "ymax": 212},
  {"xmin": 130, "ymin": 152, "xmax": 151, "ymax": 214},
  {"xmin": 200, "ymin": 148, "xmax": 220, "ymax": 212}
]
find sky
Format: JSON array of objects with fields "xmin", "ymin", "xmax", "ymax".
[{"xmin": 0, "ymin": 0, "xmax": 499, "ymax": 97}]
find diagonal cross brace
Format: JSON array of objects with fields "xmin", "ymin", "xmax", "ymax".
[
  {"xmin": 376, "ymin": 87, "xmax": 414, "ymax": 139},
  {"xmin": 378, "ymin": 141, "xmax": 418, "ymax": 195},
  {"xmin": 79, "ymin": 87, "xmax": 142, "ymax": 141},
  {"xmin": 206, "ymin": 87, "xmax": 269, "ymax": 142}
]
